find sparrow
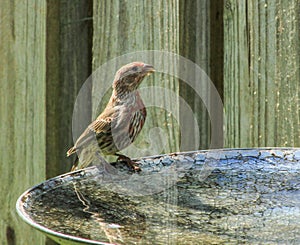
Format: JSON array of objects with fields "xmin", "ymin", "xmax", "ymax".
[{"xmin": 67, "ymin": 62, "xmax": 155, "ymax": 171}]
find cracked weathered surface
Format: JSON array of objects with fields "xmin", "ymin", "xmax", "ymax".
[{"xmin": 17, "ymin": 148, "xmax": 300, "ymax": 244}]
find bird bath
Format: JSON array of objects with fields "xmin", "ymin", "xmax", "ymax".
[{"xmin": 17, "ymin": 148, "xmax": 300, "ymax": 244}]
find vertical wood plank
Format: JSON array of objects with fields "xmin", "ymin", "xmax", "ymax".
[
  {"xmin": 179, "ymin": 0, "xmax": 224, "ymax": 150},
  {"xmin": 179, "ymin": 0, "xmax": 211, "ymax": 150},
  {"xmin": 0, "ymin": 1, "xmax": 46, "ymax": 244},
  {"xmin": 224, "ymin": 0, "xmax": 250, "ymax": 147},
  {"xmin": 46, "ymin": 0, "xmax": 93, "ymax": 178},
  {"xmin": 274, "ymin": 0, "xmax": 300, "ymax": 146},
  {"xmin": 224, "ymin": 0, "xmax": 300, "ymax": 147}
]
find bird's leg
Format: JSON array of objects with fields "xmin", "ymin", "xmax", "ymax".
[
  {"xmin": 115, "ymin": 153, "xmax": 141, "ymax": 171},
  {"xmin": 95, "ymin": 152, "xmax": 118, "ymax": 175}
]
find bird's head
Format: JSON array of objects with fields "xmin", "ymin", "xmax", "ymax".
[{"xmin": 112, "ymin": 62, "xmax": 155, "ymax": 95}]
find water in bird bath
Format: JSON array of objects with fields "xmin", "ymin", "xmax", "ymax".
[{"xmin": 17, "ymin": 149, "xmax": 300, "ymax": 244}]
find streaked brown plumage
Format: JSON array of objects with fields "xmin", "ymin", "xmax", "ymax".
[{"xmin": 67, "ymin": 62, "xmax": 155, "ymax": 171}]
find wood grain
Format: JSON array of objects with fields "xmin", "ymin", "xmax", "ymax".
[
  {"xmin": 0, "ymin": 1, "xmax": 46, "ymax": 244},
  {"xmin": 45, "ymin": 0, "xmax": 92, "ymax": 178},
  {"xmin": 179, "ymin": 0, "xmax": 224, "ymax": 150},
  {"xmin": 224, "ymin": 0, "xmax": 300, "ymax": 147}
]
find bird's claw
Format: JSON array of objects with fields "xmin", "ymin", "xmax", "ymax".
[{"xmin": 116, "ymin": 154, "xmax": 141, "ymax": 172}]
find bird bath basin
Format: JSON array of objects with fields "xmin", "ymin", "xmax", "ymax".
[{"xmin": 17, "ymin": 148, "xmax": 300, "ymax": 244}]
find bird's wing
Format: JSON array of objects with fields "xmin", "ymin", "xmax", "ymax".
[
  {"xmin": 67, "ymin": 107, "xmax": 115, "ymax": 156},
  {"xmin": 128, "ymin": 108, "xmax": 147, "ymax": 140}
]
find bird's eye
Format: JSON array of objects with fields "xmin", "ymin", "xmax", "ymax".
[{"xmin": 132, "ymin": 66, "xmax": 138, "ymax": 72}]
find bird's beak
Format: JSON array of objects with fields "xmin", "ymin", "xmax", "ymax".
[{"xmin": 143, "ymin": 64, "xmax": 155, "ymax": 74}]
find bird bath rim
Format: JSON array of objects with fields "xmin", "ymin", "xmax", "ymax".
[
  {"xmin": 16, "ymin": 147, "xmax": 300, "ymax": 244},
  {"xmin": 16, "ymin": 170, "xmax": 113, "ymax": 245}
]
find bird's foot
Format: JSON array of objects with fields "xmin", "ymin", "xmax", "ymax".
[{"xmin": 115, "ymin": 154, "xmax": 141, "ymax": 172}]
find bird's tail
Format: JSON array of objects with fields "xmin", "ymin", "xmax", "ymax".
[
  {"xmin": 67, "ymin": 146, "xmax": 76, "ymax": 157},
  {"xmin": 70, "ymin": 156, "xmax": 79, "ymax": 171},
  {"xmin": 67, "ymin": 147, "xmax": 79, "ymax": 171}
]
